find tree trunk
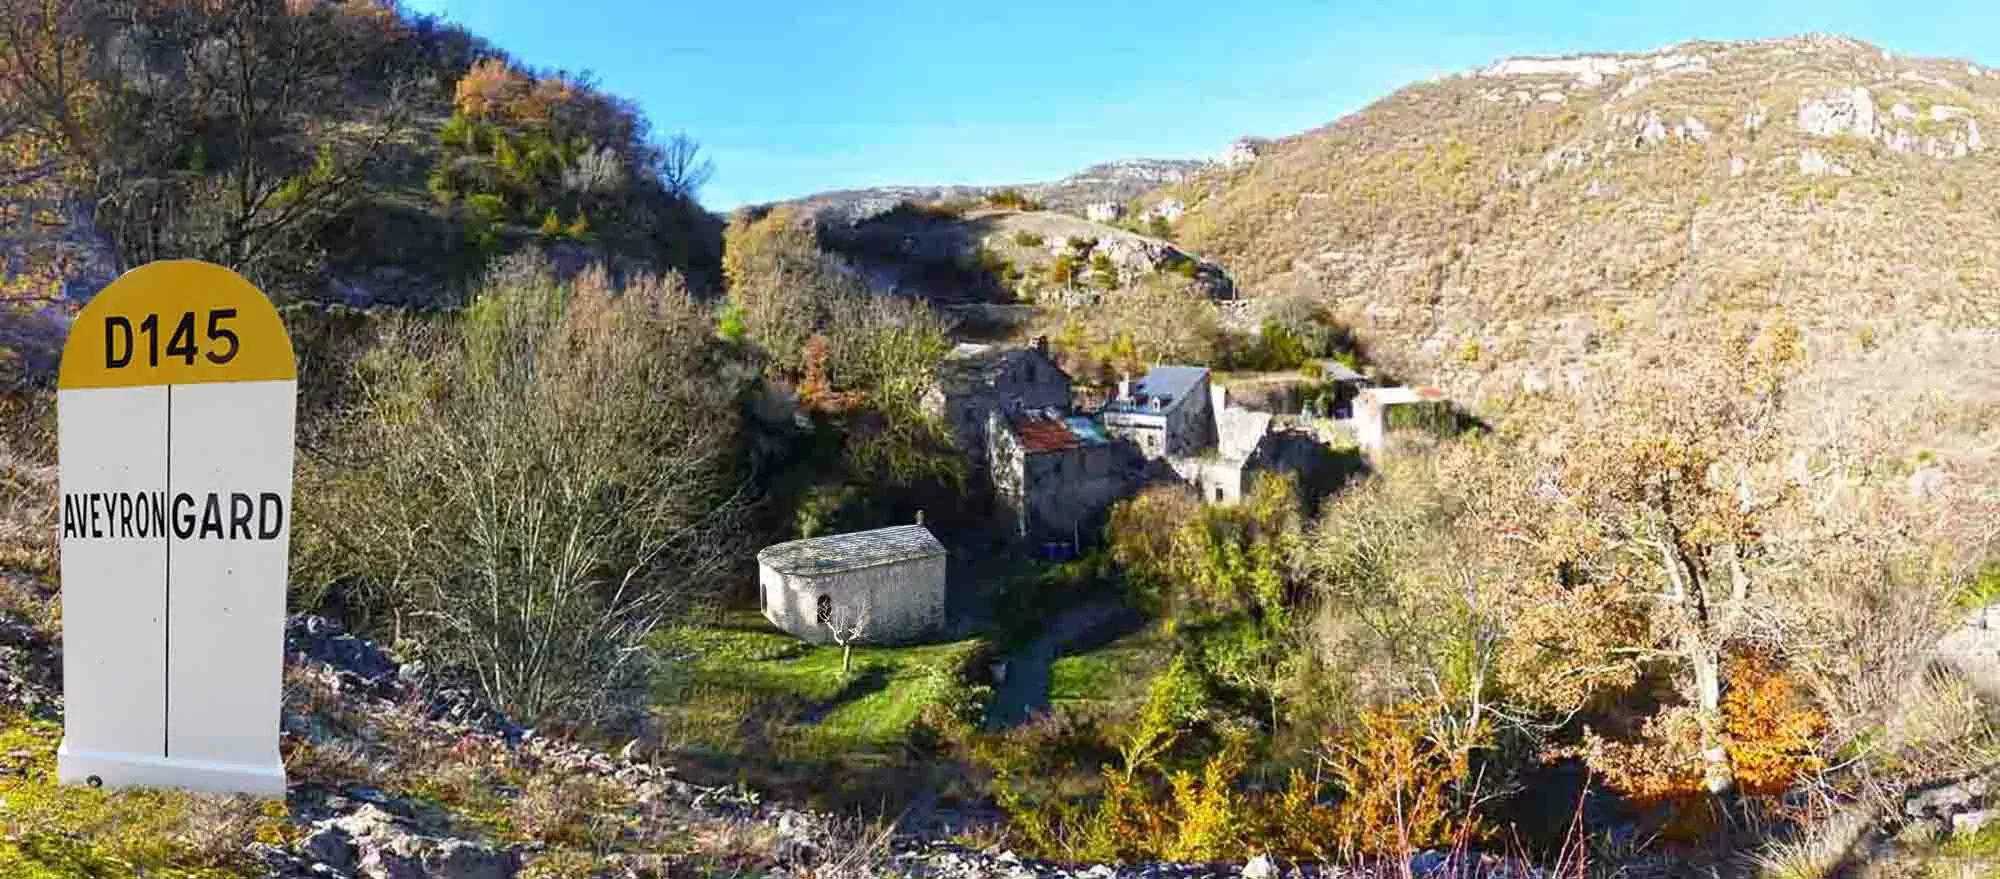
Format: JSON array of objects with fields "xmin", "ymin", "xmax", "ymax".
[
  {"xmin": 1685, "ymin": 630, "xmax": 1735, "ymax": 796},
  {"xmin": 842, "ymin": 643, "xmax": 853, "ymax": 675}
]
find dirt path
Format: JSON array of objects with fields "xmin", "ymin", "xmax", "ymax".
[{"xmin": 985, "ymin": 600, "xmax": 1140, "ymax": 729}]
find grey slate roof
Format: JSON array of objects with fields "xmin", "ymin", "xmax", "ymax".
[
  {"xmin": 757, "ymin": 524, "xmax": 946, "ymax": 577},
  {"xmin": 1107, "ymin": 365, "xmax": 1210, "ymax": 415},
  {"xmin": 936, "ymin": 345, "xmax": 1068, "ymax": 396}
]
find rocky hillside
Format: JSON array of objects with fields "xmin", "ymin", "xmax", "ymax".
[
  {"xmin": 789, "ymin": 158, "xmax": 1211, "ymax": 226},
  {"xmin": 817, "ymin": 205, "xmax": 1234, "ymax": 307},
  {"xmin": 1145, "ymin": 33, "xmax": 2000, "ymax": 506}
]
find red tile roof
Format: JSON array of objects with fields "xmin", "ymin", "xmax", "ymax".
[{"xmin": 1011, "ymin": 413, "xmax": 1086, "ymax": 453}]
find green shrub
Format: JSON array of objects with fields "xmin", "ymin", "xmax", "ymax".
[
  {"xmin": 987, "ymin": 188, "xmax": 1044, "ymax": 211},
  {"xmin": 1049, "ymin": 254, "xmax": 1079, "ymax": 286},
  {"xmin": 1013, "ymin": 231, "xmax": 1045, "ymax": 247},
  {"xmin": 1958, "ymin": 562, "xmax": 2000, "ymax": 610},
  {"xmin": 1090, "ymin": 253, "xmax": 1119, "ymax": 290},
  {"xmin": 466, "ymin": 192, "xmax": 509, "ymax": 224}
]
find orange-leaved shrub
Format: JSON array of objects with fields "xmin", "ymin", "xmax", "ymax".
[{"xmin": 1320, "ymin": 699, "xmax": 1485, "ymax": 857}]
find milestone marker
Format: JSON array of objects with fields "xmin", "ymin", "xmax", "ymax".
[{"xmin": 55, "ymin": 260, "xmax": 295, "ymax": 796}]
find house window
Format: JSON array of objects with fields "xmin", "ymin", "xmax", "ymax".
[
  {"xmin": 817, "ymin": 595, "xmax": 833, "ymax": 628},
  {"xmin": 1215, "ymin": 486, "xmax": 1224, "ymax": 503}
]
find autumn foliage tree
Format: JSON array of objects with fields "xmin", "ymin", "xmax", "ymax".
[{"xmin": 1489, "ymin": 320, "xmax": 1805, "ymax": 797}]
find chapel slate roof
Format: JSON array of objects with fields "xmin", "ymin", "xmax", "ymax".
[{"xmin": 757, "ymin": 524, "xmax": 947, "ymax": 577}]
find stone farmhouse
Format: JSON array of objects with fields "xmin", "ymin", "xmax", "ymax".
[
  {"xmin": 988, "ymin": 408, "xmax": 1132, "ymax": 543},
  {"xmin": 922, "ymin": 339, "xmax": 1071, "ymax": 474},
  {"xmin": 1177, "ymin": 387, "xmax": 1277, "ymax": 504},
  {"xmin": 1353, "ymin": 385, "xmax": 1450, "ymax": 454},
  {"xmin": 1101, "ymin": 365, "xmax": 1217, "ymax": 458},
  {"xmin": 1107, "ymin": 368, "xmax": 1351, "ymax": 506},
  {"xmin": 756, "ymin": 524, "xmax": 946, "ymax": 645}
]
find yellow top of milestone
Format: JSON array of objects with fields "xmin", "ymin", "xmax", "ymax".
[{"xmin": 58, "ymin": 261, "xmax": 296, "ymax": 390}]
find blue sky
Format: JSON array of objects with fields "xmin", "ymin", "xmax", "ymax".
[{"xmin": 403, "ymin": 1, "xmax": 2000, "ymax": 210}]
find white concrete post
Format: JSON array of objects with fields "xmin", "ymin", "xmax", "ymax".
[{"xmin": 54, "ymin": 261, "xmax": 295, "ymax": 796}]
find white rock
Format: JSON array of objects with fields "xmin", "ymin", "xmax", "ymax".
[
  {"xmin": 1217, "ymin": 138, "xmax": 1259, "ymax": 168},
  {"xmin": 1909, "ymin": 465, "xmax": 1948, "ymax": 499},
  {"xmin": 1797, "ymin": 86, "xmax": 1878, "ymax": 140},
  {"xmin": 1798, "ymin": 148, "xmax": 1850, "ymax": 177},
  {"xmin": 1542, "ymin": 144, "xmax": 1590, "ymax": 173},
  {"xmin": 1244, "ymin": 854, "xmax": 1280, "ymax": 879},
  {"xmin": 1538, "ymin": 91, "xmax": 1566, "ymax": 103},
  {"xmin": 1955, "ymin": 809, "xmax": 1993, "ymax": 837},
  {"xmin": 1901, "ymin": 70, "xmax": 1957, "ymax": 89},
  {"xmin": 1883, "ymin": 128, "xmax": 1916, "ymax": 154},
  {"xmin": 1743, "ymin": 105, "xmax": 1767, "ymax": 132},
  {"xmin": 1728, "ymin": 155, "xmax": 1749, "ymax": 177},
  {"xmin": 1635, "ymin": 110, "xmax": 1669, "ymax": 146},
  {"xmin": 1891, "ymin": 102, "xmax": 1917, "ymax": 122},
  {"xmin": 1613, "ymin": 74, "xmax": 1653, "ymax": 101},
  {"xmin": 1521, "ymin": 368, "xmax": 1550, "ymax": 395},
  {"xmin": 1682, "ymin": 115, "xmax": 1712, "ymax": 143},
  {"xmin": 1932, "ymin": 105, "xmax": 1971, "ymax": 122},
  {"xmin": 1649, "ymin": 53, "xmax": 1708, "ymax": 74},
  {"xmin": 1970, "ymin": 118, "xmax": 1985, "ymax": 152},
  {"xmin": 1479, "ymin": 55, "xmax": 1634, "ymax": 80}
]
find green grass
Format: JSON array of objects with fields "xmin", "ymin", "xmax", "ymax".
[
  {"xmin": 1941, "ymin": 818, "xmax": 2000, "ymax": 859},
  {"xmin": 0, "ymin": 713, "xmax": 290, "ymax": 878},
  {"xmin": 655, "ymin": 613, "xmax": 988, "ymax": 750},
  {"xmin": 1049, "ymin": 625, "xmax": 1168, "ymax": 706},
  {"xmin": 1956, "ymin": 563, "xmax": 2000, "ymax": 611}
]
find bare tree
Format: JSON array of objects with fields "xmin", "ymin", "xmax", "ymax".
[
  {"xmin": 656, "ymin": 130, "xmax": 713, "ymax": 199},
  {"xmin": 825, "ymin": 595, "xmax": 872, "ymax": 676},
  {"xmin": 293, "ymin": 259, "xmax": 750, "ymax": 725}
]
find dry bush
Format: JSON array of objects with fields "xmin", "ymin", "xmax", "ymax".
[
  {"xmin": 0, "ymin": 390, "xmax": 54, "ymax": 575},
  {"xmin": 1037, "ymin": 277, "xmax": 1227, "ymax": 380},
  {"xmin": 805, "ymin": 815, "xmax": 901, "ymax": 879},
  {"xmin": 295, "ymin": 258, "xmax": 749, "ymax": 727},
  {"xmin": 509, "ymin": 774, "xmax": 632, "ymax": 850},
  {"xmin": 1752, "ymin": 808, "xmax": 1871, "ymax": 879}
]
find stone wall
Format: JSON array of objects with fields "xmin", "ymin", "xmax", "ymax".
[
  {"xmin": 760, "ymin": 556, "xmax": 947, "ymax": 645},
  {"xmin": 931, "ymin": 355, "xmax": 1070, "ymax": 472},
  {"xmin": 991, "ymin": 425, "xmax": 1131, "ymax": 542},
  {"xmin": 1101, "ymin": 411, "xmax": 1167, "ymax": 458}
]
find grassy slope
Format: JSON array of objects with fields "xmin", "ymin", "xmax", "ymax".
[
  {"xmin": 1048, "ymin": 625, "xmax": 1168, "ymax": 707},
  {"xmin": 654, "ymin": 612, "xmax": 987, "ymax": 753}
]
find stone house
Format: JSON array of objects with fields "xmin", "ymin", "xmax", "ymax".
[
  {"xmin": 1176, "ymin": 387, "xmax": 1275, "ymax": 504},
  {"xmin": 1101, "ymin": 365, "xmax": 1215, "ymax": 459},
  {"xmin": 756, "ymin": 524, "xmax": 946, "ymax": 645},
  {"xmin": 922, "ymin": 340, "xmax": 1071, "ymax": 473},
  {"xmin": 988, "ymin": 408, "xmax": 1131, "ymax": 543},
  {"xmin": 1353, "ymin": 386, "xmax": 1450, "ymax": 454}
]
